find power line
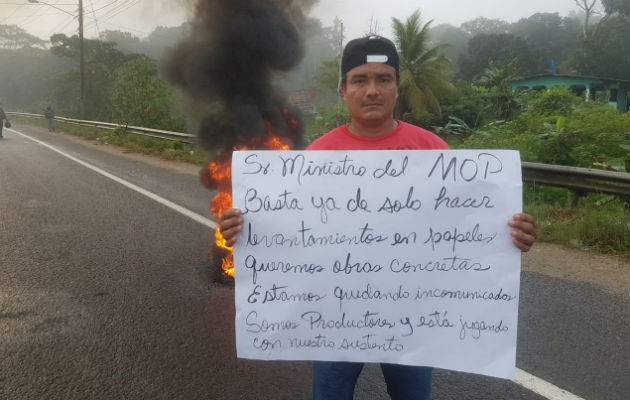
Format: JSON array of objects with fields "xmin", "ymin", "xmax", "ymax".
[
  {"xmin": 0, "ymin": 5, "xmax": 20, "ymax": 24},
  {"xmin": 88, "ymin": 0, "xmax": 120, "ymax": 14},
  {"xmin": 82, "ymin": 0, "xmax": 127, "ymax": 30},
  {"xmin": 2, "ymin": 11, "xmax": 69, "ymax": 19},
  {"xmin": 88, "ymin": 0, "xmax": 100, "ymax": 36},
  {"xmin": 21, "ymin": 0, "xmax": 75, "ymax": 29},
  {"xmin": 19, "ymin": 2, "xmax": 51, "ymax": 28},
  {"xmin": 92, "ymin": 0, "xmax": 131, "ymax": 20},
  {"xmin": 84, "ymin": 0, "xmax": 138, "ymax": 31},
  {"xmin": 26, "ymin": 1, "xmax": 76, "ymax": 17},
  {"xmin": 0, "ymin": 2, "xmax": 75, "ymax": 4},
  {"xmin": 5, "ymin": 0, "xmax": 173, "ymax": 42},
  {"xmin": 46, "ymin": 13, "xmax": 77, "ymax": 37},
  {"xmin": 98, "ymin": 0, "xmax": 140, "ymax": 22}
]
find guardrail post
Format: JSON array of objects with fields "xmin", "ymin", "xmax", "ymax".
[{"xmin": 568, "ymin": 190, "xmax": 586, "ymax": 209}]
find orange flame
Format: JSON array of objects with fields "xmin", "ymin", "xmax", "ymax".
[{"xmin": 209, "ymin": 131, "xmax": 293, "ymax": 277}]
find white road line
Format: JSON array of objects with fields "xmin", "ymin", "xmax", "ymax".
[
  {"xmin": 9, "ymin": 128, "xmax": 586, "ymax": 400},
  {"xmin": 8, "ymin": 128, "xmax": 217, "ymax": 230},
  {"xmin": 515, "ymin": 369, "xmax": 585, "ymax": 399}
]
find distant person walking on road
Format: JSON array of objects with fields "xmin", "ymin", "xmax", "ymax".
[
  {"xmin": 44, "ymin": 106, "xmax": 55, "ymax": 132},
  {"xmin": 0, "ymin": 103, "xmax": 7, "ymax": 138}
]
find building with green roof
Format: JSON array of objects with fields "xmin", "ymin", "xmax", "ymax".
[{"xmin": 509, "ymin": 74, "xmax": 629, "ymax": 112}]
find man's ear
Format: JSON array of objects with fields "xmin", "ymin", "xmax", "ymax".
[
  {"xmin": 337, "ymin": 78, "xmax": 345, "ymax": 95},
  {"xmin": 338, "ymin": 82, "xmax": 348, "ymax": 103}
]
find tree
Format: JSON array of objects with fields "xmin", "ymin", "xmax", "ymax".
[
  {"xmin": 428, "ymin": 24, "xmax": 471, "ymax": 63},
  {"xmin": 0, "ymin": 46, "xmax": 73, "ymax": 111},
  {"xmin": 602, "ymin": 0, "xmax": 630, "ymax": 17},
  {"xmin": 110, "ymin": 56, "xmax": 184, "ymax": 130},
  {"xmin": 574, "ymin": 0, "xmax": 601, "ymax": 39},
  {"xmin": 314, "ymin": 59, "xmax": 340, "ymax": 92},
  {"xmin": 475, "ymin": 59, "xmax": 521, "ymax": 89},
  {"xmin": 99, "ymin": 30, "xmax": 142, "ymax": 55},
  {"xmin": 392, "ymin": 10, "xmax": 454, "ymax": 120},
  {"xmin": 50, "ymin": 34, "xmax": 137, "ymax": 119},
  {"xmin": 51, "ymin": 34, "xmax": 130, "ymax": 72},
  {"xmin": 475, "ymin": 60, "xmax": 523, "ymax": 119},
  {"xmin": 143, "ymin": 24, "xmax": 191, "ymax": 60},
  {"xmin": 0, "ymin": 24, "xmax": 46, "ymax": 49},
  {"xmin": 460, "ymin": 17, "xmax": 510, "ymax": 36},
  {"xmin": 458, "ymin": 33, "xmax": 541, "ymax": 80},
  {"xmin": 571, "ymin": 15, "xmax": 630, "ymax": 79},
  {"xmin": 282, "ymin": 17, "xmax": 338, "ymax": 92},
  {"xmin": 298, "ymin": 18, "xmax": 346, "ymax": 106},
  {"xmin": 510, "ymin": 13, "xmax": 582, "ymax": 71},
  {"xmin": 569, "ymin": 0, "xmax": 630, "ymax": 79}
]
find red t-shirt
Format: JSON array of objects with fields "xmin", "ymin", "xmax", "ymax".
[{"xmin": 307, "ymin": 121, "xmax": 449, "ymax": 150}]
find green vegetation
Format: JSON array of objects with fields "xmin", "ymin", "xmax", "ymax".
[
  {"xmin": 448, "ymin": 88, "xmax": 630, "ymax": 170},
  {"xmin": 111, "ymin": 56, "xmax": 186, "ymax": 131},
  {"xmin": 9, "ymin": 115, "xmax": 208, "ymax": 165},
  {"xmin": 443, "ymin": 86, "xmax": 629, "ymax": 255},
  {"xmin": 0, "ymin": 26, "xmax": 188, "ymax": 125},
  {"xmin": 305, "ymin": 105, "xmax": 351, "ymax": 144},
  {"xmin": 392, "ymin": 11, "xmax": 455, "ymax": 120},
  {"xmin": 525, "ymin": 187, "xmax": 629, "ymax": 254}
]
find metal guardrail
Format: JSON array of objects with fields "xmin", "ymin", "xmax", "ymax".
[
  {"xmin": 7, "ymin": 111, "xmax": 630, "ymax": 198},
  {"xmin": 6, "ymin": 112, "xmax": 197, "ymax": 144},
  {"xmin": 522, "ymin": 162, "xmax": 629, "ymax": 198}
]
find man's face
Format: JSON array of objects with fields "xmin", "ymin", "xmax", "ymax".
[{"xmin": 341, "ymin": 62, "xmax": 399, "ymax": 128}]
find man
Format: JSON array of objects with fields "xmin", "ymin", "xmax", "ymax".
[
  {"xmin": 44, "ymin": 106, "xmax": 55, "ymax": 132},
  {"xmin": 0, "ymin": 103, "xmax": 6, "ymax": 138},
  {"xmin": 219, "ymin": 36, "xmax": 537, "ymax": 399}
]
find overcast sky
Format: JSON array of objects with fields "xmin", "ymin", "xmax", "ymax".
[{"xmin": 1, "ymin": 0, "xmax": 580, "ymax": 41}]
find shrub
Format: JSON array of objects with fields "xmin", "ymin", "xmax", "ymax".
[{"xmin": 527, "ymin": 86, "xmax": 582, "ymax": 116}]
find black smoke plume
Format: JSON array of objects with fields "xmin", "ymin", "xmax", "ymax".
[{"xmin": 164, "ymin": 0, "xmax": 317, "ymax": 153}]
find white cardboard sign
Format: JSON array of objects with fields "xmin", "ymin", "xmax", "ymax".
[{"xmin": 231, "ymin": 150, "xmax": 522, "ymax": 379}]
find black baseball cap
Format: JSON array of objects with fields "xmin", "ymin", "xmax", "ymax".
[{"xmin": 341, "ymin": 36, "xmax": 399, "ymax": 77}]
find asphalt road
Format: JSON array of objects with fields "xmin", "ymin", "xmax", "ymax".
[{"xmin": 0, "ymin": 124, "xmax": 628, "ymax": 399}]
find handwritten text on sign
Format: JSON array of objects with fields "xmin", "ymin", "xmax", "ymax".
[{"xmin": 231, "ymin": 150, "xmax": 522, "ymax": 379}]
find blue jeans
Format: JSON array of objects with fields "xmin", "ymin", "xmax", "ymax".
[{"xmin": 312, "ymin": 361, "xmax": 432, "ymax": 400}]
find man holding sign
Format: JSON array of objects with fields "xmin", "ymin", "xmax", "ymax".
[{"xmin": 220, "ymin": 36, "xmax": 537, "ymax": 400}]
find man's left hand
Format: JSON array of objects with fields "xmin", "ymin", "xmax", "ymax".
[{"xmin": 508, "ymin": 213, "xmax": 537, "ymax": 252}]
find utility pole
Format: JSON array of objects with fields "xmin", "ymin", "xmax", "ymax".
[
  {"xmin": 78, "ymin": 0, "xmax": 85, "ymax": 117},
  {"xmin": 28, "ymin": 0, "xmax": 84, "ymax": 117},
  {"xmin": 337, "ymin": 20, "xmax": 344, "ymax": 108}
]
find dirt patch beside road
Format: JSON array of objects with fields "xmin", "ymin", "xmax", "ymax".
[{"xmin": 523, "ymin": 242, "xmax": 629, "ymax": 297}]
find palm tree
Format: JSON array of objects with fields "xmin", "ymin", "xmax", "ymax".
[
  {"xmin": 475, "ymin": 59, "xmax": 521, "ymax": 93},
  {"xmin": 475, "ymin": 59, "xmax": 523, "ymax": 119},
  {"xmin": 392, "ymin": 10, "xmax": 454, "ymax": 120}
]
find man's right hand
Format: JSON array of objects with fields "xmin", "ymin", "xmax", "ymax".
[{"xmin": 218, "ymin": 208, "xmax": 244, "ymax": 247}]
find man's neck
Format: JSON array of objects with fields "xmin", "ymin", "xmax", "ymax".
[{"xmin": 347, "ymin": 118, "xmax": 399, "ymax": 138}]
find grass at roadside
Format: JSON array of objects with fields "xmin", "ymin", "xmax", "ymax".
[
  {"xmin": 524, "ymin": 185, "xmax": 629, "ymax": 255},
  {"xmin": 11, "ymin": 116, "xmax": 211, "ymax": 165}
]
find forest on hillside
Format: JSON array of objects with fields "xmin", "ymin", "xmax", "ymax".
[{"xmin": 0, "ymin": 1, "xmax": 628, "ymax": 131}]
